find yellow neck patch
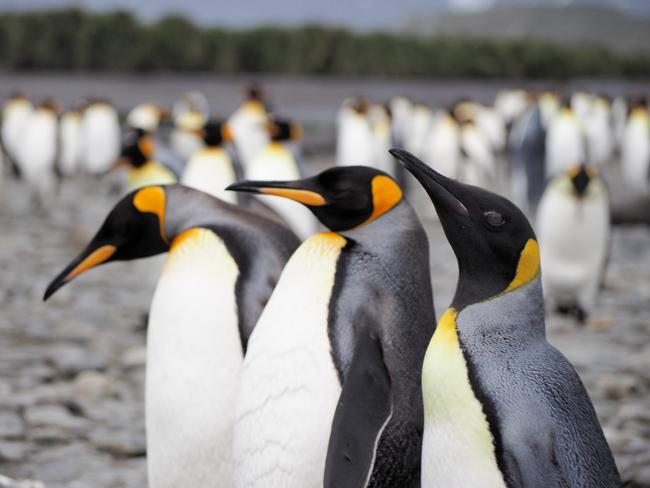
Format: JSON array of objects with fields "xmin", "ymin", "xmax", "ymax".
[
  {"xmin": 133, "ymin": 186, "xmax": 169, "ymax": 244},
  {"xmin": 504, "ymin": 238, "xmax": 540, "ymax": 292},
  {"xmin": 366, "ymin": 175, "xmax": 403, "ymax": 224}
]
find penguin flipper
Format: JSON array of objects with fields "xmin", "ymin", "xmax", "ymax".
[{"xmin": 324, "ymin": 327, "xmax": 391, "ymax": 488}]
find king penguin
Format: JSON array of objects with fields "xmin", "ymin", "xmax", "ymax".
[
  {"xmin": 391, "ymin": 148, "xmax": 620, "ymax": 488},
  {"xmin": 44, "ymin": 184, "xmax": 300, "ymax": 488},
  {"xmin": 227, "ymin": 166, "xmax": 435, "ymax": 488},
  {"xmin": 537, "ymin": 164, "xmax": 610, "ymax": 322},
  {"xmin": 16, "ymin": 99, "xmax": 59, "ymax": 201},
  {"xmin": 546, "ymin": 97, "xmax": 585, "ymax": 178},
  {"xmin": 422, "ymin": 107, "xmax": 461, "ymax": 179},
  {"xmin": 181, "ymin": 120, "xmax": 240, "ymax": 204},
  {"xmin": 117, "ymin": 129, "xmax": 178, "ymax": 190},
  {"xmin": 337, "ymin": 98, "xmax": 375, "ymax": 167},
  {"xmin": 246, "ymin": 119, "xmax": 316, "ymax": 238},
  {"xmin": 58, "ymin": 107, "xmax": 83, "ymax": 177},
  {"xmin": 1, "ymin": 92, "xmax": 32, "ymax": 170},
  {"xmin": 81, "ymin": 100, "xmax": 121, "ymax": 174},
  {"xmin": 229, "ymin": 83, "xmax": 270, "ymax": 173},
  {"xmin": 621, "ymin": 98, "xmax": 650, "ymax": 195}
]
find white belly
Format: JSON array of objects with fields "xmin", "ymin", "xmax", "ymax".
[
  {"xmin": 233, "ymin": 232, "xmax": 345, "ymax": 488},
  {"xmin": 147, "ymin": 228, "xmax": 242, "ymax": 488},
  {"xmin": 422, "ymin": 309, "xmax": 506, "ymax": 488},
  {"xmin": 546, "ymin": 116, "xmax": 585, "ymax": 177},
  {"xmin": 81, "ymin": 106, "xmax": 121, "ymax": 174},
  {"xmin": 181, "ymin": 148, "xmax": 237, "ymax": 204},
  {"xmin": 536, "ymin": 185, "xmax": 609, "ymax": 305}
]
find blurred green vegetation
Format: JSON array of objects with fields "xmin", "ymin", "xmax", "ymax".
[{"xmin": 0, "ymin": 8, "xmax": 648, "ymax": 78}]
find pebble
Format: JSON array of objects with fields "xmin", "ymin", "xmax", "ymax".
[
  {"xmin": 0, "ymin": 412, "xmax": 24, "ymax": 439},
  {"xmin": 0, "ymin": 475, "xmax": 44, "ymax": 488}
]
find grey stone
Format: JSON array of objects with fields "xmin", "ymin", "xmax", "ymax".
[
  {"xmin": 90, "ymin": 428, "xmax": 146, "ymax": 457},
  {"xmin": 72, "ymin": 371, "xmax": 114, "ymax": 399},
  {"xmin": 24, "ymin": 405, "xmax": 89, "ymax": 433},
  {"xmin": 0, "ymin": 441, "xmax": 29, "ymax": 462},
  {"xmin": 0, "ymin": 412, "xmax": 24, "ymax": 438}
]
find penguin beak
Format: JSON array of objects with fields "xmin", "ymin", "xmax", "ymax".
[
  {"xmin": 43, "ymin": 244, "xmax": 117, "ymax": 301},
  {"xmin": 389, "ymin": 148, "xmax": 468, "ymax": 217},
  {"xmin": 226, "ymin": 180, "xmax": 326, "ymax": 207}
]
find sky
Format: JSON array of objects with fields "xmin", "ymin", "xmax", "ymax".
[{"xmin": 1, "ymin": 0, "xmax": 648, "ymax": 29}]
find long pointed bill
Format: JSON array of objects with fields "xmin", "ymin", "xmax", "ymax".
[
  {"xmin": 43, "ymin": 244, "xmax": 116, "ymax": 301},
  {"xmin": 389, "ymin": 148, "xmax": 468, "ymax": 217},
  {"xmin": 226, "ymin": 180, "xmax": 326, "ymax": 206}
]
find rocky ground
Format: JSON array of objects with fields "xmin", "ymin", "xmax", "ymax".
[{"xmin": 0, "ymin": 161, "xmax": 649, "ymax": 487}]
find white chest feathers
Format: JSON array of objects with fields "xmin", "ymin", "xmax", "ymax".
[
  {"xmin": 233, "ymin": 232, "xmax": 346, "ymax": 488},
  {"xmin": 146, "ymin": 228, "xmax": 242, "ymax": 488},
  {"xmin": 181, "ymin": 147, "xmax": 237, "ymax": 204},
  {"xmin": 421, "ymin": 309, "xmax": 506, "ymax": 488}
]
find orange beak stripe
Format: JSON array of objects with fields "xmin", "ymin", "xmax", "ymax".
[
  {"xmin": 65, "ymin": 245, "xmax": 117, "ymax": 281},
  {"xmin": 260, "ymin": 188, "xmax": 326, "ymax": 206}
]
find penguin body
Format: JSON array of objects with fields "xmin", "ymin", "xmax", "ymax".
[
  {"xmin": 16, "ymin": 103, "xmax": 58, "ymax": 199},
  {"xmin": 229, "ymin": 167, "xmax": 434, "ymax": 488},
  {"xmin": 475, "ymin": 106, "xmax": 506, "ymax": 154},
  {"xmin": 368, "ymin": 104, "xmax": 395, "ymax": 175},
  {"xmin": 546, "ymin": 105, "xmax": 585, "ymax": 178},
  {"xmin": 422, "ymin": 110, "xmax": 461, "ymax": 179},
  {"xmin": 182, "ymin": 147, "xmax": 237, "ymax": 203},
  {"xmin": 405, "ymin": 104, "xmax": 432, "ymax": 157},
  {"xmin": 1, "ymin": 94, "xmax": 32, "ymax": 166},
  {"xmin": 584, "ymin": 97, "xmax": 613, "ymax": 166},
  {"xmin": 45, "ymin": 184, "xmax": 300, "ymax": 487},
  {"xmin": 81, "ymin": 102, "xmax": 120, "ymax": 174},
  {"xmin": 127, "ymin": 103, "xmax": 164, "ymax": 133},
  {"xmin": 460, "ymin": 121, "xmax": 495, "ymax": 189},
  {"xmin": 170, "ymin": 110, "xmax": 206, "ymax": 160},
  {"xmin": 337, "ymin": 100, "xmax": 374, "ymax": 166},
  {"xmin": 389, "ymin": 96, "xmax": 412, "ymax": 148},
  {"xmin": 229, "ymin": 98, "xmax": 269, "ymax": 174},
  {"xmin": 510, "ymin": 102, "xmax": 547, "ymax": 212},
  {"xmin": 621, "ymin": 104, "xmax": 650, "ymax": 195},
  {"xmin": 537, "ymin": 165, "xmax": 610, "ymax": 320},
  {"xmin": 59, "ymin": 110, "xmax": 83, "ymax": 176},
  {"xmin": 391, "ymin": 149, "xmax": 620, "ymax": 488}
]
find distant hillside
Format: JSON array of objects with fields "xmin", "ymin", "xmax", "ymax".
[{"xmin": 402, "ymin": 6, "xmax": 650, "ymax": 54}]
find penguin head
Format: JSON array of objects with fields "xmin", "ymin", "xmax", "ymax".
[
  {"xmin": 201, "ymin": 120, "xmax": 231, "ymax": 147},
  {"xmin": 391, "ymin": 148, "xmax": 539, "ymax": 309},
  {"xmin": 567, "ymin": 164, "xmax": 596, "ymax": 199},
  {"xmin": 227, "ymin": 166, "xmax": 403, "ymax": 232},
  {"xmin": 118, "ymin": 129, "xmax": 154, "ymax": 168},
  {"xmin": 44, "ymin": 186, "xmax": 170, "ymax": 301},
  {"xmin": 268, "ymin": 119, "xmax": 301, "ymax": 142}
]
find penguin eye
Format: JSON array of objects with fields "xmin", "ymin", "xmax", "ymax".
[{"xmin": 484, "ymin": 210, "xmax": 505, "ymax": 227}]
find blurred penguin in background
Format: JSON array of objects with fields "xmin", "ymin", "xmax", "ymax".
[
  {"xmin": 247, "ymin": 118, "xmax": 316, "ymax": 238},
  {"xmin": 127, "ymin": 103, "xmax": 167, "ymax": 134},
  {"xmin": 459, "ymin": 119, "xmax": 496, "ymax": 189},
  {"xmin": 422, "ymin": 107, "xmax": 461, "ymax": 179},
  {"xmin": 336, "ymin": 97, "xmax": 374, "ymax": 166},
  {"xmin": 181, "ymin": 120, "xmax": 239, "ymax": 204},
  {"xmin": 537, "ymin": 164, "xmax": 610, "ymax": 323},
  {"xmin": 494, "ymin": 88, "xmax": 528, "ymax": 130},
  {"xmin": 405, "ymin": 103, "xmax": 432, "ymax": 157},
  {"xmin": 117, "ymin": 129, "xmax": 177, "ymax": 190},
  {"xmin": 16, "ymin": 99, "xmax": 59, "ymax": 203},
  {"xmin": 58, "ymin": 105, "xmax": 84, "ymax": 177},
  {"xmin": 229, "ymin": 82, "xmax": 270, "ymax": 174},
  {"xmin": 368, "ymin": 103, "xmax": 395, "ymax": 175},
  {"xmin": 81, "ymin": 100, "xmax": 121, "ymax": 175},
  {"xmin": 585, "ymin": 95, "xmax": 614, "ymax": 167},
  {"xmin": 389, "ymin": 95, "xmax": 413, "ymax": 148},
  {"xmin": 474, "ymin": 103, "xmax": 507, "ymax": 155},
  {"xmin": 1, "ymin": 91, "xmax": 32, "ymax": 171},
  {"xmin": 170, "ymin": 91, "xmax": 209, "ymax": 160},
  {"xmin": 538, "ymin": 91, "xmax": 559, "ymax": 129},
  {"xmin": 546, "ymin": 96, "xmax": 585, "ymax": 178},
  {"xmin": 621, "ymin": 97, "xmax": 650, "ymax": 195},
  {"xmin": 510, "ymin": 92, "xmax": 547, "ymax": 213},
  {"xmin": 611, "ymin": 95, "xmax": 628, "ymax": 151}
]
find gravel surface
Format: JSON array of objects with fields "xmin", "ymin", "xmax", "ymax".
[{"xmin": 0, "ymin": 160, "xmax": 649, "ymax": 487}]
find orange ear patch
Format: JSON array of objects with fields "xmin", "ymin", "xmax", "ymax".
[
  {"xmin": 138, "ymin": 137, "xmax": 154, "ymax": 159},
  {"xmin": 133, "ymin": 186, "xmax": 168, "ymax": 243},
  {"xmin": 65, "ymin": 245, "xmax": 116, "ymax": 281},
  {"xmin": 260, "ymin": 188, "xmax": 326, "ymax": 206},
  {"xmin": 367, "ymin": 175, "xmax": 403, "ymax": 224}
]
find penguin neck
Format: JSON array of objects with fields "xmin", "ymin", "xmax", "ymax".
[
  {"xmin": 340, "ymin": 199, "xmax": 417, "ymax": 245},
  {"xmin": 455, "ymin": 276, "xmax": 546, "ymax": 340}
]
